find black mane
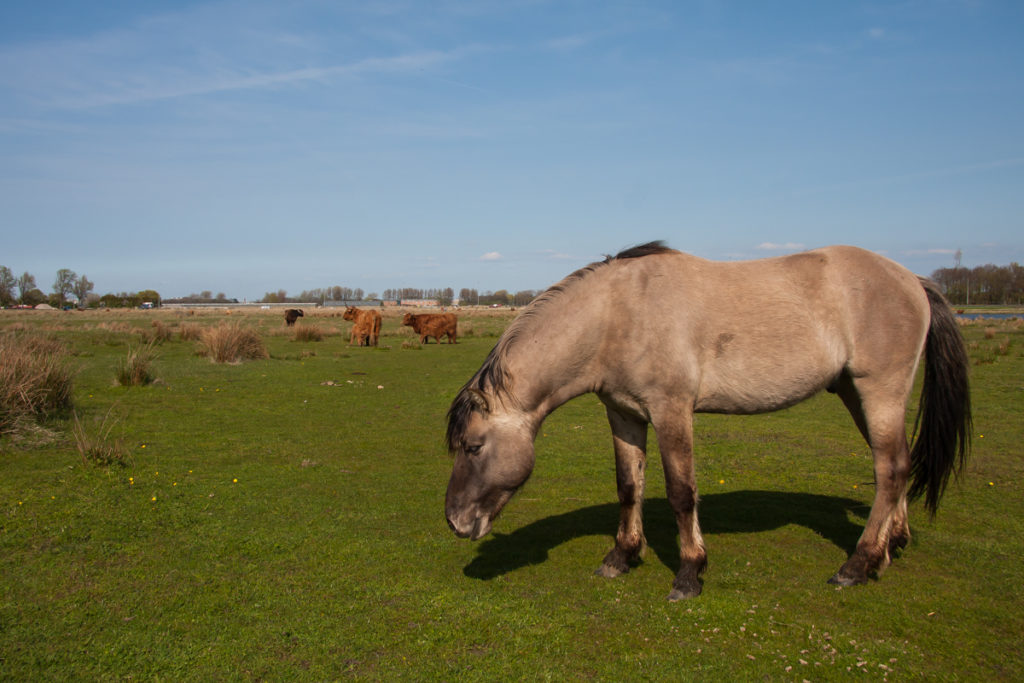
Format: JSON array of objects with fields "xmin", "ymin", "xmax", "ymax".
[{"xmin": 445, "ymin": 241, "xmax": 674, "ymax": 452}]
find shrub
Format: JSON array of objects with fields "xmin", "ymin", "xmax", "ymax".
[
  {"xmin": 0, "ymin": 332, "xmax": 75, "ymax": 438},
  {"xmin": 115, "ymin": 341, "xmax": 158, "ymax": 386},
  {"xmin": 198, "ymin": 323, "xmax": 268, "ymax": 363}
]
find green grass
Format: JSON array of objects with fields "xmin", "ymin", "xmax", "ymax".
[{"xmin": 1, "ymin": 309, "xmax": 1022, "ymax": 680}]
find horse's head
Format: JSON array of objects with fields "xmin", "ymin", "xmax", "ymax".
[{"xmin": 445, "ymin": 388, "xmax": 536, "ymax": 540}]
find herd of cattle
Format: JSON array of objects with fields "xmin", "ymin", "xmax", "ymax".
[{"xmin": 283, "ymin": 307, "xmax": 457, "ymax": 346}]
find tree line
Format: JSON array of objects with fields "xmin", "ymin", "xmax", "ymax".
[
  {"xmin": 0, "ymin": 265, "xmax": 162, "ymax": 309},
  {"xmin": 258, "ymin": 286, "xmax": 542, "ymax": 307},
  {"xmin": 930, "ymin": 263, "xmax": 1024, "ymax": 305},
  {"xmin": 0, "ymin": 265, "xmax": 541, "ymax": 310},
  {"xmin": 15, "ymin": 260, "xmax": 1018, "ymax": 311}
]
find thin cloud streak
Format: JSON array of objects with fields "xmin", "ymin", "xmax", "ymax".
[{"xmin": 40, "ymin": 50, "xmax": 467, "ymax": 109}]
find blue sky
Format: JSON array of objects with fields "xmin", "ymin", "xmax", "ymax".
[{"xmin": 2, "ymin": 1, "xmax": 1022, "ymax": 300}]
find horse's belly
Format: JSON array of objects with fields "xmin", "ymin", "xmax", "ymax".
[{"xmin": 694, "ymin": 365, "xmax": 838, "ymax": 415}]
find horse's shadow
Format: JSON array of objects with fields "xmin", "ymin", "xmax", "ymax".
[{"xmin": 463, "ymin": 490, "xmax": 869, "ymax": 580}]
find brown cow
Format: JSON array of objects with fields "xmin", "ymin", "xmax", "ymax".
[
  {"xmin": 284, "ymin": 308, "xmax": 304, "ymax": 326},
  {"xmin": 343, "ymin": 307, "xmax": 382, "ymax": 346},
  {"xmin": 402, "ymin": 312, "xmax": 457, "ymax": 344}
]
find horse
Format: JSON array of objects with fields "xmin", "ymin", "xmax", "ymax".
[
  {"xmin": 284, "ymin": 308, "xmax": 304, "ymax": 326},
  {"xmin": 343, "ymin": 306, "xmax": 382, "ymax": 347},
  {"xmin": 402, "ymin": 313, "xmax": 458, "ymax": 344},
  {"xmin": 445, "ymin": 242, "xmax": 971, "ymax": 600}
]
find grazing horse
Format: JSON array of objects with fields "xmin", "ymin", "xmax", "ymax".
[
  {"xmin": 343, "ymin": 306, "xmax": 382, "ymax": 347},
  {"xmin": 402, "ymin": 313, "xmax": 458, "ymax": 344},
  {"xmin": 445, "ymin": 242, "xmax": 971, "ymax": 600},
  {"xmin": 284, "ymin": 308, "xmax": 304, "ymax": 326}
]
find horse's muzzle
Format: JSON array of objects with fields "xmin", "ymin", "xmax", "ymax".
[{"xmin": 446, "ymin": 509, "xmax": 491, "ymax": 540}]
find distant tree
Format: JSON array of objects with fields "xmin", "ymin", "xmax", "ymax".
[
  {"xmin": 200, "ymin": 290, "xmax": 212, "ymax": 300},
  {"xmin": 931, "ymin": 261, "xmax": 1024, "ymax": 305},
  {"xmin": 261, "ymin": 290, "xmax": 288, "ymax": 304},
  {"xmin": 438, "ymin": 287, "xmax": 454, "ymax": 307},
  {"xmin": 17, "ymin": 272, "xmax": 36, "ymax": 304},
  {"xmin": 137, "ymin": 289, "xmax": 161, "ymax": 306},
  {"xmin": 353, "ymin": 288, "xmax": 364, "ymax": 301},
  {"xmin": 513, "ymin": 290, "xmax": 538, "ymax": 307},
  {"xmin": 53, "ymin": 269, "xmax": 77, "ymax": 307},
  {"xmin": 73, "ymin": 275, "xmax": 94, "ymax": 308},
  {"xmin": 366, "ymin": 292, "xmax": 379, "ymax": 301},
  {"xmin": 0, "ymin": 266, "xmax": 15, "ymax": 306},
  {"xmin": 24, "ymin": 288, "xmax": 47, "ymax": 306}
]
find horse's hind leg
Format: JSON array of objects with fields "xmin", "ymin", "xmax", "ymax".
[
  {"xmin": 650, "ymin": 404, "xmax": 706, "ymax": 600},
  {"xmin": 832, "ymin": 374, "xmax": 912, "ymax": 585},
  {"xmin": 597, "ymin": 405, "xmax": 648, "ymax": 578}
]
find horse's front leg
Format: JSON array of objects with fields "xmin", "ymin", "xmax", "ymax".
[
  {"xmin": 653, "ymin": 404, "xmax": 706, "ymax": 600},
  {"xmin": 596, "ymin": 405, "xmax": 648, "ymax": 578}
]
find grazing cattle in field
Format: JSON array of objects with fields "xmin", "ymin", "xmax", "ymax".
[
  {"xmin": 402, "ymin": 312, "xmax": 458, "ymax": 344},
  {"xmin": 343, "ymin": 307, "xmax": 382, "ymax": 347},
  {"xmin": 284, "ymin": 309, "xmax": 304, "ymax": 326}
]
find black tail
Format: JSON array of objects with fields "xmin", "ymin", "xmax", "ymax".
[{"xmin": 907, "ymin": 278, "xmax": 972, "ymax": 515}]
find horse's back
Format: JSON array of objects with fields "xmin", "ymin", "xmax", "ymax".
[{"xmin": 600, "ymin": 246, "xmax": 930, "ymax": 414}]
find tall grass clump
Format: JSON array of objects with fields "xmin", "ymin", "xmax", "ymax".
[
  {"xmin": 198, "ymin": 323, "xmax": 268, "ymax": 363},
  {"xmin": 294, "ymin": 325, "xmax": 325, "ymax": 342},
  {"xmin": 72, "ymin": 409, "xmax": 129, "ymax": 467},
  {"xmin": 149, "ymin": 320, "xmax": 173, "ymax": 343},
  {"xmin": 115, "ymin": 341, "xmax": 158, "ymax": 386},
  {"xmin": 178, "ymin": 322, "xmax": 203, "ymax": 341},
  {"xmin": 0, "ymin": 332, "xmax": 75, "ymax": 438}
]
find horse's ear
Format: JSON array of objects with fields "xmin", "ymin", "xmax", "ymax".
[{"xmin": 467, "ymin": 388, "xmax": 490, "ymax": 414}]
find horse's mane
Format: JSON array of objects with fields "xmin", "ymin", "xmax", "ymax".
[{"xmin": 446, "ymin": 241, "xmax": 674, "ymax": 451}]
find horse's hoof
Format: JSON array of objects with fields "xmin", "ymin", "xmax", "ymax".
[
  {"xmin": 827, "ymin": 572, "xmax": 865, "ymax": 587},
  {"xmin": 667, "ymin": 585, "xmax": 701, "ymax": 601}
]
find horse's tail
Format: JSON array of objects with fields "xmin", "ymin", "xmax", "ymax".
[{"xmin": 907, "ymin": 278, "xmax": 972, "ymax": 515}]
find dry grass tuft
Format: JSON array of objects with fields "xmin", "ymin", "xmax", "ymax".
[
  {"xmin": 178, "ymin": 322, "xmax": 203, "ymax": 341},
  {"xmin": 72, "ymin": 408, "xmax": 130, "ymax": 467},
  {"xmin": 198, "ymin": 323, "xmax": 268, "ymax": 363},
  {"xmin": 0, "ymin": 332, "xmax": 75, "ymax": 439},
  {"xmin": 294, "ymin": 325, "xmax": 325, "ymax": 342},
  {"xmin": 150, "ymin": 320, "xmax": 173, "ymax": 343},
  {"xmin": 115, "ymin": 341, "xmax": 158, "ymax": 386}
]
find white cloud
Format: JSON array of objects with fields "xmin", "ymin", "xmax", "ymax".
[
  {"xmin": 756, "ymin": 242, "xmax": 805, "ymax": 251},
  {"xmin": 480, "ymin": 251, "xmax": 502, "ymax": 261}
]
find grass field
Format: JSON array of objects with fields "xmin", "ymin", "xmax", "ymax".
[{"xmin": 1, "ymin": 306, "xmax": 1022, "ymax": 680}]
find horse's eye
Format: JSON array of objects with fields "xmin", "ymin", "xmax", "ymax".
[{"xmin": 464, "ymin": 443, "xmax": 482, "ymax": 456}]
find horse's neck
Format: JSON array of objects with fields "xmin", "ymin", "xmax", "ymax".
[{"xmin": 505, "ymin": 297, "xmax": 603, "ymax": 420}]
